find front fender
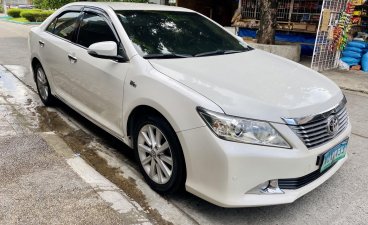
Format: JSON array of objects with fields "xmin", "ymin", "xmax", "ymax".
[{"xmin": 122, "ymin": 57, "xmax": 222, "ymax": 136}]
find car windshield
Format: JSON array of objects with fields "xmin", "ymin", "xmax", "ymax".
[{"xmin": 115, "ymin": 10, "xmax": 251, "ymax": 58}]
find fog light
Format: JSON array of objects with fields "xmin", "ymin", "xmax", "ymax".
[
  {"xmin": 247, "ymin": 179, "xmax": 284, "ymax": 195},
  {"xmin": 260, "ymin": 180, "xmax": 284, "ymax": 194}
]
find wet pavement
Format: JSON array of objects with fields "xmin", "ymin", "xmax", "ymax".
[
  {"xmin": 0, "ymin": 134, "xmax": 137, "ymax": 225},
  {"xmin": 0, "ymin": 66, "xmax": 156, "ymax": 225},
  {"xmin": 1, "ymin": 22, "xmax": 368, "ymax": 225},
  {"xmin": 0, "ymin": 21, "xmax": 36, "ymax": 91},
  {"xmin": 0, "ymin": 65, "xmax": 194, "ymax": 225}
]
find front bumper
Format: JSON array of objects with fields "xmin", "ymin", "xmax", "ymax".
[{"xmin": 177, "ymin": 121, "xmax": 351, "ymax": 207}]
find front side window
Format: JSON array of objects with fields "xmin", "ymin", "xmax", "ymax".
[
  {"xmin": 115, "ymin": 10, "xmax": 251, "ymax": 58},
  {"xmin": 46, "ymin": 18, "xmax": 57, "ymax": 33},
  {"xmin": 77, "ymin": 12, "xmax": 117, "ymax": 48},
  {"xmin": 53, "ymin": 12, "xmax": 81, "ymax": 41}
]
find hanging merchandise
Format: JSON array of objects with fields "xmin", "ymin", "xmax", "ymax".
[
  {"xmin": 329, "ymin": 1, "xmax": 355, "ymax": 51},
  {"xmin": 346, "ymin": 1, "xmax": 356, "ymax": 14},
  {"xmin": 335, "ymin": 14, "xmax": 352, "ymax": 50},
  {"xmin": 332, "ymin": 26, "xmax": 343, "ymax": 50},
  {"xmin": 340, "ymin": 2, "xmax": 355, "ymax": 50},
  {"xmin": 312, "ymin": 0, "xmax": 353, "ymax": 71}
]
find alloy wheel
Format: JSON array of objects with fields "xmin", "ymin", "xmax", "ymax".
[
  {"xmin": 36, "ymin": 67, "xmax": 49, "ymax": 101},
  {"xmin": 137, "ymin": 124, "xmax": 174, "ymax": 184}
]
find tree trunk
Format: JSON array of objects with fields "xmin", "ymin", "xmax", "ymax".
[{"xmin": 257, "ymin": 0, "xmax": 278, "ymax": 44}]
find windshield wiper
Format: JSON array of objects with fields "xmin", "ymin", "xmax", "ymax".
[
  {"xmin": 143, "ymin": 53, "xmax": 192, "ymax": 59},
  {"xmin": 194, "ymin": 49, "xmax": 248, "ymax": 57}
]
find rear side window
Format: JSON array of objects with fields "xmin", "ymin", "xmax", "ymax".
[
  {"xmin": 77, "ymin": 12, "xmax": 117, "ymax": 48},
  {"xmin": 53, "ymin": 12, "xmax": 81, "ymax": 41}
]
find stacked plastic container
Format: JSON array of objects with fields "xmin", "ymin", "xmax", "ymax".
[{"xmin": 341, "ymin": 40, "xmax": 368, "ymax": 71}]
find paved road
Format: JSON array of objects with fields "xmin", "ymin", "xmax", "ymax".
[
  {"xmin": 1, "ymin": 21, "xmax": 368, "ymax": 225},
  {"xmin": 0, "ymin": 20, "xmax": 36, "ymax": 90},
  {"xmin": 0, "ymin": 66, "xmax": 152, "ymax": 225}
]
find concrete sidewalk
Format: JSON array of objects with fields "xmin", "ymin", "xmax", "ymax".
[
  {"xmin": 0, "ymin": 66, "xmax": 152, "ymax": 225},
  {"xmin": 299, "ymin": 56, "xmax": 368, "ymax": 95},
  {"xmin": 0, "ymin": 134, "xmax": 147, "ymax": 225},
  {"xmin": 322, "ymin": 69, "xmax": 368, "ymax": 95}
]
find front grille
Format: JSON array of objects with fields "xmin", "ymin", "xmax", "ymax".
[
  {"xmin": 287, "ymin": 99, "xmax": 349, "ymax": 149},
  {"xmin": 279, "ymin": 165, "xmax": 333, "ymax": 189}
]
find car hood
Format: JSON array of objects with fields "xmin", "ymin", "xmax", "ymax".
[{"xmin": 149, "ymin": 50, "xmax": 343, "ymax": 123}]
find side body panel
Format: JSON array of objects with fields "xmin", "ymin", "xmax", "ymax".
[{"xmin": 67, "ymin": 46, "xmax": 129, "ymax": 137}]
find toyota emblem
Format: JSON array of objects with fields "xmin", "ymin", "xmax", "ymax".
[{"xmin": 327, "ymin": 115, "xmax": 339, "ymax": 135}]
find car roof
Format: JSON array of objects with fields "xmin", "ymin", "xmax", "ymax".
[{"xmin": 68, "ymin": 2, "xmax": 193, "ymax": 12}]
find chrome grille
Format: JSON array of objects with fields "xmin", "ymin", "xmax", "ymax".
[{"xmin": 284, "ymin": 98, "xmax": 349, "ymax": 149}]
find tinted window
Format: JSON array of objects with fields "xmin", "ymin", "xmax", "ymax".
[
  {"xmin": 77, "ymin": 13, "xmax": 117, "ymax": 48},
  {"xmin": 46, "ymin": 18, "xmax": 57, "ymax": 33},
  {"xmin": 115, "ymin": 10, "xmax": 250, "ymax": 57},
  {"xmin": 53, "ymin": 12, "xmax": 80, "ymax": 41}
]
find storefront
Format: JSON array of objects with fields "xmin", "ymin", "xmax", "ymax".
[
  {"xmin": 338, "ymin": 1, "xmax": 368, "ymax": 72},
  {"xmin": 176, "ymin": 0, "xmax": 239, "ymax": 26},
  {"xmin": 159, "ymin": 0, "xmax": 364, "ymax": 72},
  {"xmin": 232, "ymin": 0, "xmax": 363, "ymax": 72},
  {"xmin": 233, "ymin": 0, "xmax": 322, "ymax": 57}
]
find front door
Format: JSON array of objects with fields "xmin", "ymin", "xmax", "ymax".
[{"xmin": 67, "ymin": 10, "xmax": 129, "ymax": 137}]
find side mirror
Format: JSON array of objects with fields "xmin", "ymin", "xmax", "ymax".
[{"xmin": 87, "ymin": 41, "xmax": 127, "ymax": 62}]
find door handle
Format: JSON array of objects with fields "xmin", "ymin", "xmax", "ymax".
[
  {"xmin": 39, "ymin": 40, "xmax": 45, "ymax": 47},
  {"xmin": 68, "ymin": 54, "xmax": 77, "ymax": 63}
]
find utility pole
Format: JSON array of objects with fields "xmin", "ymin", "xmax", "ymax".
[{"xmin": 2, "ymin": 0, "xmax": 6, "ymax": 15}]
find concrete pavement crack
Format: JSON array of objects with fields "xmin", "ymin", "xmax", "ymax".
[
  {"xmin": 352, "ymin": 132, "xmax": 368, "ymax": 139},
  {"xmin": 341, "ymin": 87, "xmax": 368, "ymax": 95}
]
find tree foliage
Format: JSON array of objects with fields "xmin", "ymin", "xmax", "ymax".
[{"xmin": 33, "ymin": 0, "xmax": 71, "ymax": 9}]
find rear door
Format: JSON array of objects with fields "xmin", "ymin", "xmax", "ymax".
[
  {"xmin": 67, "ymin": 8, "xmax": 130, "ymax": 137},
  {"xmin": 39, "ymin": 8, "xmax": 82, "ymax": 100}
]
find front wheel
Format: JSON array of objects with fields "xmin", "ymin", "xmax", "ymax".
[
  {"xmin": 133, "ymin": 115, "xmax": 186, "ymax": 194},
  {"xmin": 34, "ymin": 64, "xmax": 55, "ymax": 106}
]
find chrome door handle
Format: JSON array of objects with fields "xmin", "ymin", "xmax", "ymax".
[
  {"xmin": 68, "ymin": 54, "xmax": 77, "ymax": 63},
  {"xmin": 39, "ymin": 40, "xmax": 45, "ymax": 47}
]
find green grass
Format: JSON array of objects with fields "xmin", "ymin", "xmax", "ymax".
[{"xmin": 8, "ymin": 17, "xmax": 30, "ymax": 23}]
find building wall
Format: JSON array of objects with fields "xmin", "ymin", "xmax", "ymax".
[
  {"xmin": 149, "ymin": 0, "xmax": 166, "ymax": 5},
  {"xmin": 177, "ymin": 0, "xmax": 239, "ymax": 26},
  {"xmin": 3, "ymin": 0, "xmax": 31, "ymax": 5}
]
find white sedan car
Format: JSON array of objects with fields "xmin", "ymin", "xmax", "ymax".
[{"xmin": 29, "ymin": 2, "xmax": 351, "ymax": 207}]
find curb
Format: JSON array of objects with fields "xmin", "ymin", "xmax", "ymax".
[
  {"xmin": 2, "ymin": 19, "xmax": 42, "ymax": 25},
  {"xmin": 40, "ymin": 132, "xmax": 153, "ymax": 225},
  {"xmin": 0, "ymin": 17, "xmax": 42, "ymax": 25}
]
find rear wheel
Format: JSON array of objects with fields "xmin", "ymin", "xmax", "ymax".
[
  {"xmin": 133, "ymin": 115, "xmax": 186, "ymax": 194},
  {"xmin": 34, "ymin": 64, "xmax": 55, "ymax": 106}
]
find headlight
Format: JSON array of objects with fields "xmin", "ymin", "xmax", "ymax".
[{"xmin": 197, "ymin": 107, "xmax": 291, "ymax": 149}]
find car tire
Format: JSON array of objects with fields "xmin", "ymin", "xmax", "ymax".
[
  {"xmin": 133, "ymin": 114, "xmax": 186, "ymax": 194},
  {"xmin": 34, "ymin": 63, "xmax": 55, "ymax": 106}
]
